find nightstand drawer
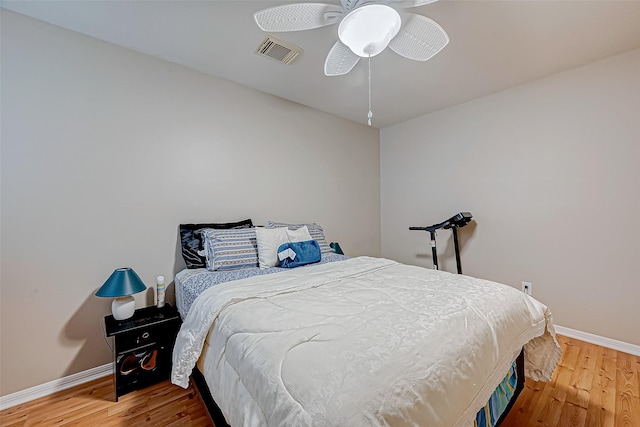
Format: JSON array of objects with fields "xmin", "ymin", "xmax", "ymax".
[{"xmin": 116, "ymin": 325, "xmax": 164, "ymax": 353}]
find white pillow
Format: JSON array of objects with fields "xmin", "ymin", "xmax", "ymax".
[
  {"xmin": 255, "ymin": 227, "xmax": 289, "ymax": 269},
  {"xmin": 287, "ymin": 225, "xmax": 313, "ymax": 243},
  {"xmin": 256, "ymin": 226, "xmax": 315, "ymax": 269}
]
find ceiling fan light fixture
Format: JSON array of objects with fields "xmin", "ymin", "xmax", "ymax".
[{"xmin": 338, "ymin": 4, "xmax": 401, "ymax": 58}]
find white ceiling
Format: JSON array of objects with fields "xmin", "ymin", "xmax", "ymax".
[{"xmin": 4, "ymin": 0, "xmax": 640, "ymax": 128}]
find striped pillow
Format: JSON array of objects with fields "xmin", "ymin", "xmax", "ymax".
[
  {"xmin": 266, "ymin": 222, "xmax": 335, "ymax": 255},
  {"xmin": 203, "ymin": 228, "xmax": 259, "ymax": 271}
]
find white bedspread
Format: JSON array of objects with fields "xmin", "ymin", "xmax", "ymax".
[{"xmin": 172, "ymin": 257, "xmax": 560, "ymax": 427}]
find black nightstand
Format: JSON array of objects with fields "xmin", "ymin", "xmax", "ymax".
[{"xmin": 104, "ymin": 304, "xmax": 181, "ymax": 401}]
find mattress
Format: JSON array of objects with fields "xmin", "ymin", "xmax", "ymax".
[{"xmin": 173, "ymin": 256, "xmax": 561, "ymax": 426}]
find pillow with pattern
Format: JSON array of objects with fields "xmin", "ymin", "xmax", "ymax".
[
  {"xmin": 203, "ymin": 228, "xmax": 259, "ymax": 271},
  {"xmin": 179, "ymin": 219, "xmax": 253, "ymax": 269}
]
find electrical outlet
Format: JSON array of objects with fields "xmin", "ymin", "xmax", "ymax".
[{"xmin": 521, "ymin": 281, "xmax": 532, "ymax": 295}]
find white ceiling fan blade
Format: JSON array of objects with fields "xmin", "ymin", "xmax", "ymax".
[
  {"xmin": 389, "ymin": 13, "xmax": 449, "ymax": 61},
  {"xmin": 392, "ymin": 0, "xmax": 439, "ymax": 8},
  {"xmin": 324, "ymin": 40, "xmax": 360, "ymax": 76},
  {"xmin": 254, "ymin": 3, "xmax": 343, "ymax": 32}
]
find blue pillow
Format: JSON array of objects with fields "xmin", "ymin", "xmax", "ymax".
[{"xmin": 277, "ymin": 240, "xmax": 321, "ymax": 268}]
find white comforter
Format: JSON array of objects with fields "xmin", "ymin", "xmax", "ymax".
[{"xmin": 172, "ymin": 257, "xmax": 561, "ymax": 427}]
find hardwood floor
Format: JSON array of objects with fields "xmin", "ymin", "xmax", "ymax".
[
  {"xmin": 1, "ymin": 335, "xmax": 638, "ymax": 426},
  {"xmin": 501, "ymin": 335, "xmax": 640, "ymax": 427},
  {"xmin": 0, "ymin": 377, "xmax": 212, "ymax": 426}
]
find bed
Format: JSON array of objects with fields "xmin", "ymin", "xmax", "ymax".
[{"xmin": 171, "ymin": 222, "xmax": 561, "ymax": 427}]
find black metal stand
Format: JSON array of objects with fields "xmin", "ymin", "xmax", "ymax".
[
  {"xmin": 452, "ymin": 227, "xmax": 462, "ymax": 274},
  {"xmin": 410, "ymin": 212, "xmax": 472, "ymax": 274},
  {"xmin": 429, "ymin": 230, "xmax": 438, "ymax": 270}
]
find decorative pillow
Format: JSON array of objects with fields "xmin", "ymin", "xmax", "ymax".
[
  {"xmin": 179, "ymin": 219, "xmax": 253, "ymax": 269},
  {"xmin": 203, "ymin": 228, "xmax": 259, "ymax": 271},
  {"xmin": 255, "ymin": 226, "xmax": 314, "ymax": 269},
  {"xmin": 255, "ymin": 227, "xmax": 289, "ymax": 269},
  {"xmin": 277, "ymin": 240, "xmax": 321, "ymax": 268},
  {"xmin": 267, "ymin": 222, "xmax": 334, "ymax": 255},
  {"xmin": 286, "ymin": 225, "xmax": 313, "ymax": 243}
]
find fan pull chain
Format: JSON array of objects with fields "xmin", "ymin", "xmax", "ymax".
[{"xmin": 367, "ymin": 54, "xmax": 373, "ymax": 126}]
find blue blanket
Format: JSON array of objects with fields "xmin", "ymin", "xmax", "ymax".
[{"xmin": 277, "ymin": 240, "xmax": 322, "ymax": 268}]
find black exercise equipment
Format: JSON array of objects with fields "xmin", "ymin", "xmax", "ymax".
[{"xmin": 410, "ymin": 212, "xmax": 473, "ymax": 274}]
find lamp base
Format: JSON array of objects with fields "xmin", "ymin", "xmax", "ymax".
[{"xmin": 112, "ymin": 296, "xmax": 136, "ymax": 320}]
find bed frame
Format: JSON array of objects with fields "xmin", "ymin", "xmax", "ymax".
[
  {"xmin": 190, "ymin": 349, "xmax": 525, "ymax": 427},
  {"xmin": 495, "ymin": 349, "xmax": 525, "ymax": 426},
  {"xmin": 191, "ymin": 367, "xmax": 230, "ymax": 427}
]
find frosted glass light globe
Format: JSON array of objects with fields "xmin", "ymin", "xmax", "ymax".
[{"xmin": 338, "ymin": 4, "xmax": 401, "ymax": 57}]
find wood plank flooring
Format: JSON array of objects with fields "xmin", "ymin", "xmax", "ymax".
[
  {"xmin": 1, "ymin": 335, "xmax": 638, "ymax": 426},
  {"xmin": 0, "ymin": 377, "xmax": 212, "ymax": 426},
  {"xmin": 501, "ymin": 335, "xmax": 640, "ymax": 427}
]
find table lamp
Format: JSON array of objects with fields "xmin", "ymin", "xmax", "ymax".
[{"xmin": 96, "ymin": 268, "xmax": 147, "ymax": 320}]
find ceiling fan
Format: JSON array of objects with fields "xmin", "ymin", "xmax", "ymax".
[{"xmin": 254, "ymin": 0, "xmax": 449, "ymax": 76}]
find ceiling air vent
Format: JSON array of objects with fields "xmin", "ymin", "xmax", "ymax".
[{"xmin": 256, "ymin": 36, "xmax": 302, "ymax": 65}]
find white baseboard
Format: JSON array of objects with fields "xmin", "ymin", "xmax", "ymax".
[
  {"xmin": 555, "ymin": 325, "xmax": 640, "ymax": 357},
  {"xmin": 0, "ymin": 363, "xmax": 113, "ymax": 411},
  {"xmin": 2, "ymin": 326, "xmax": 638, "ymax": 411}
]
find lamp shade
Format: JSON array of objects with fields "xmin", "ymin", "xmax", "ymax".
[
  {"xmin": 95, "ymin": 268, "xmax": 146, "ymax": 298},
  {"xmin": 338, "ymin": 4, "xmax": 401, "ymax": 57}
]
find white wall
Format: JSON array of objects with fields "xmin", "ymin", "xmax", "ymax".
[
  {"xmin": 381, "ymin": 48, "xmax": 640, "ymax": 346},
  {"xmin": 0, "ymin": 11, "xmax": 380, "ymax": 396}
]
